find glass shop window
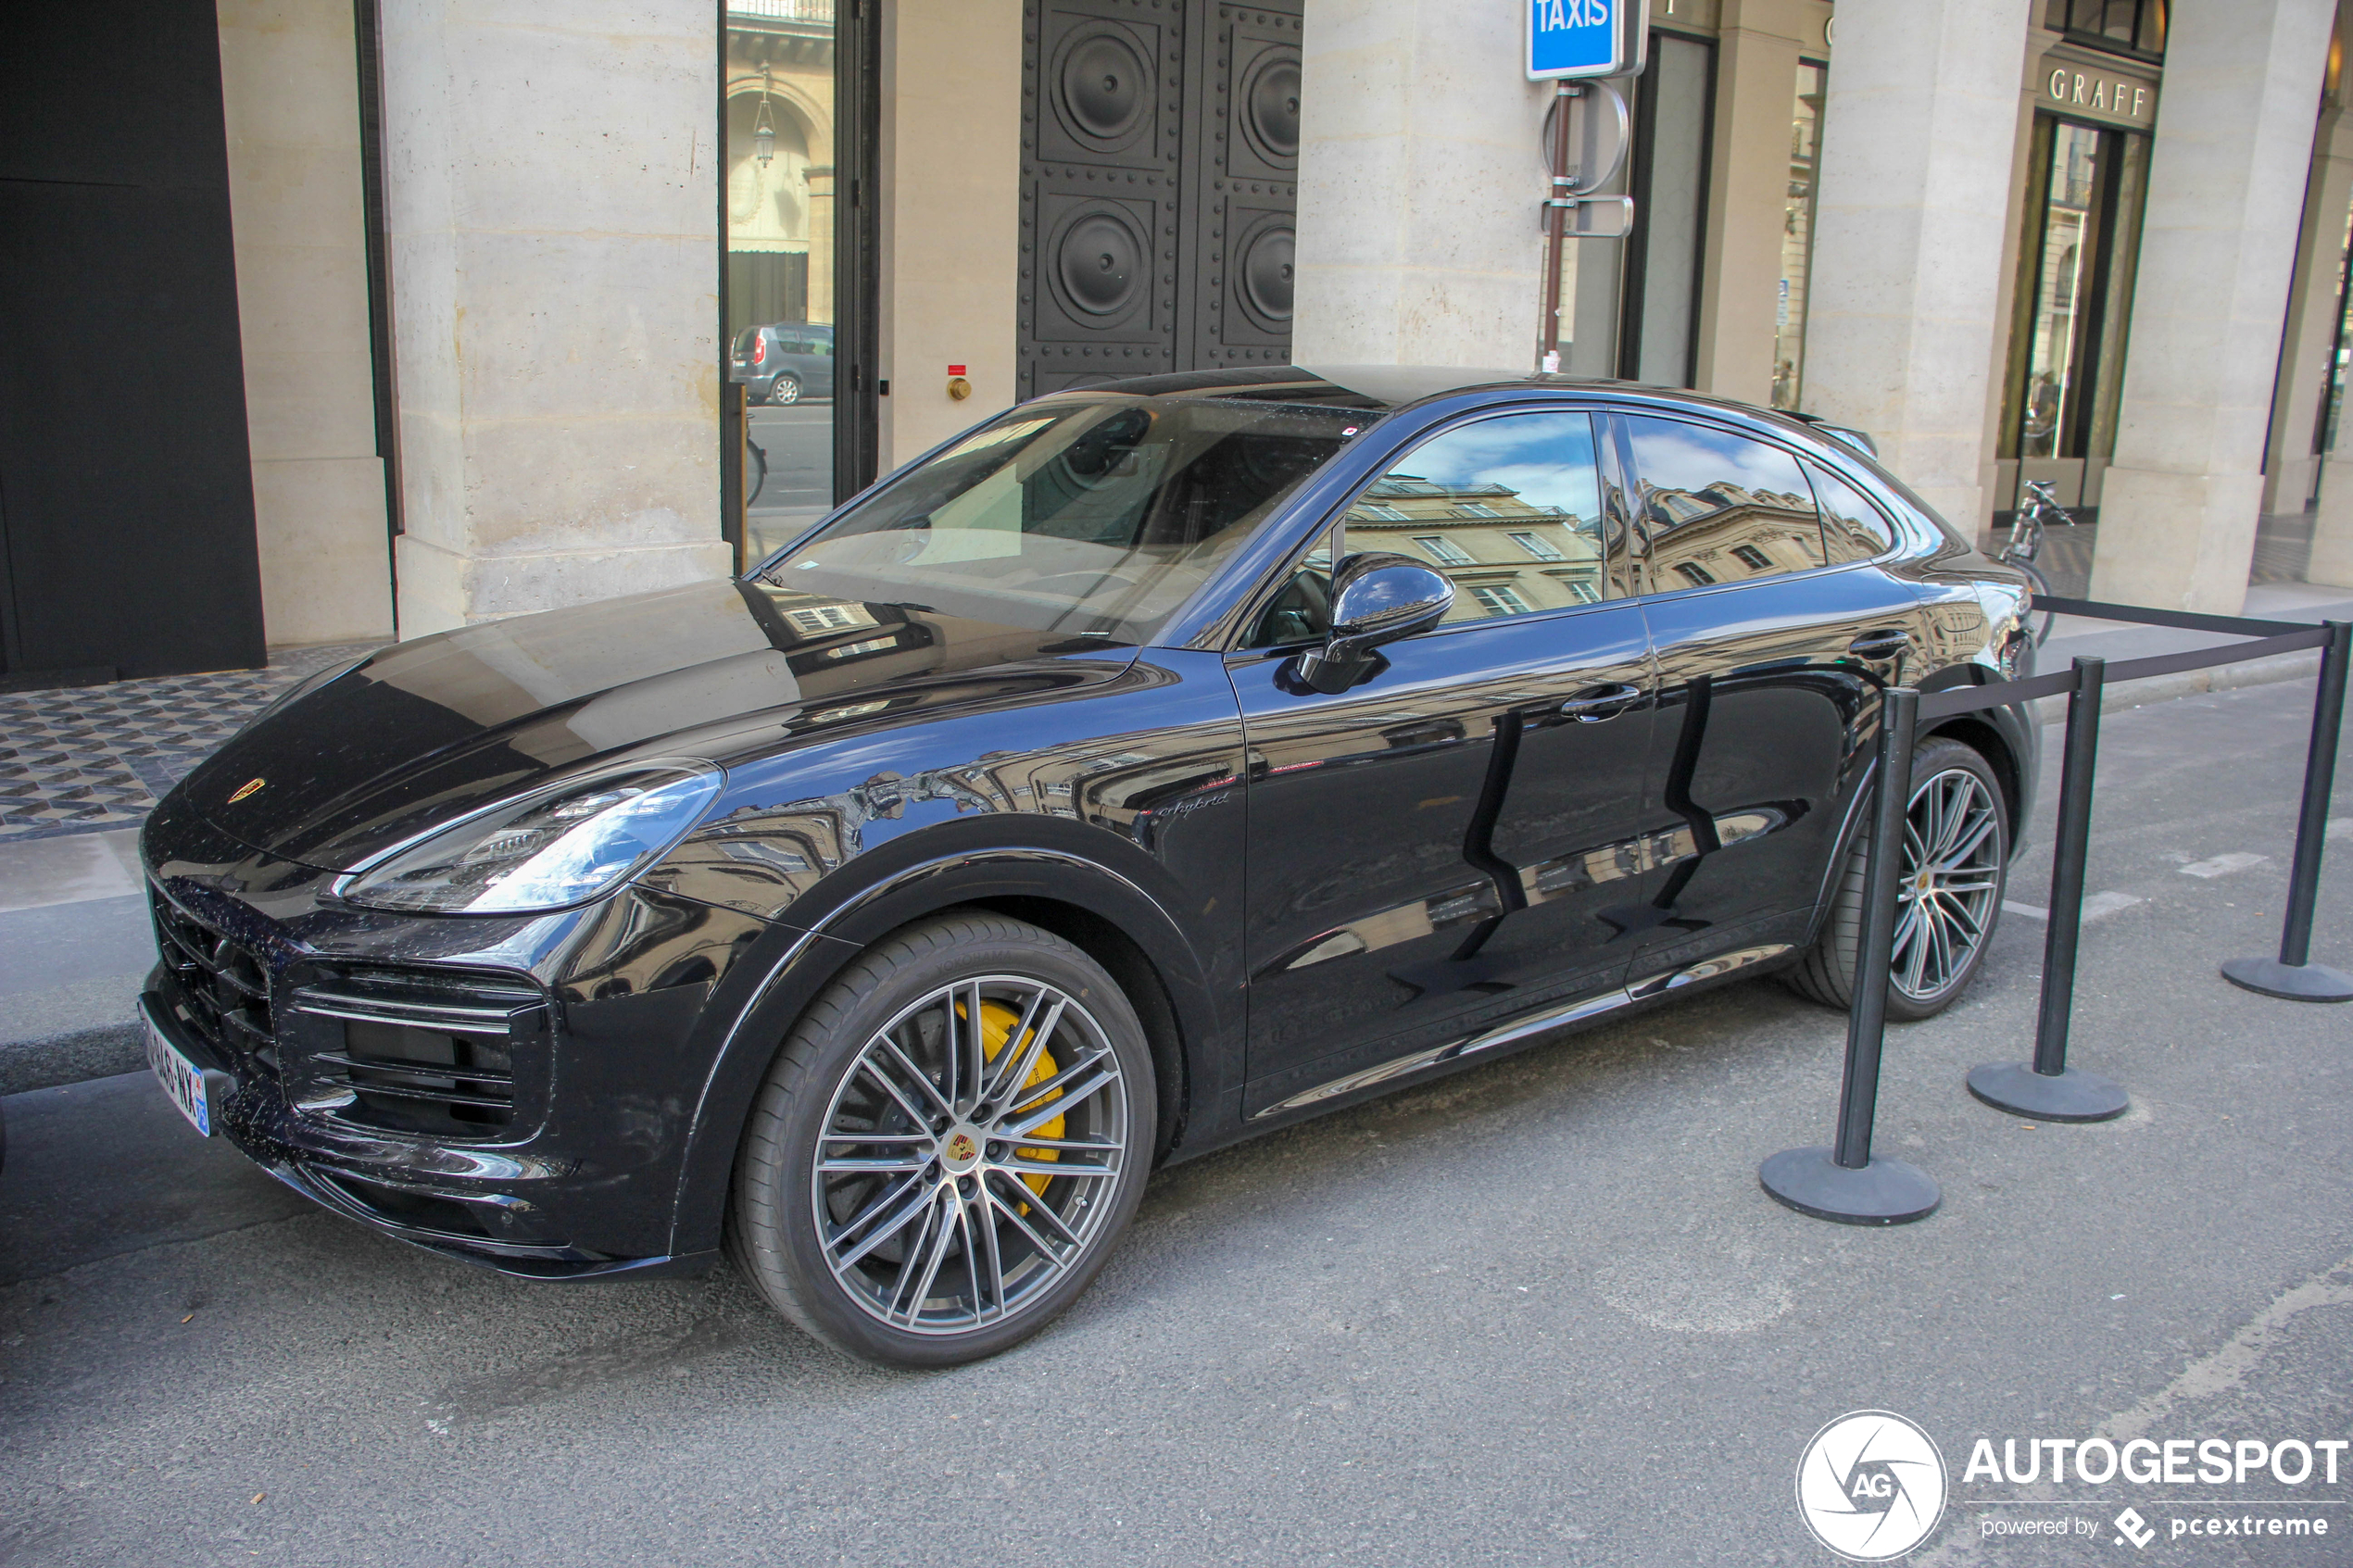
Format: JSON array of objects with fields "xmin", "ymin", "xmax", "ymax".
[
  {"xmin": 2046, "ymin": 0, "xmax": 2167, "ymax": 62},
  {"xmin": 1618, "ymin": 31, "xmax": 1716, "ymax": 386},
  {"xmin": 1773, "ymin": 59, "xmax": 1828, "ymax": 411},
  {"xmin": 727, "ymin": 1, "xmax": 840, "ymax": 564},
  {"xmin": 1998, "ymin": 115, "xmax": 2149, "ymax": 469}
]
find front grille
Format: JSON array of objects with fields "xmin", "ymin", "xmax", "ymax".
[
  {"xmin": 150, "ymin": 886, "xmax": 278, "ymax": 1074},
  {"xmin": 282, "ymin": 968, "xmax": 545, "ymax": 1138}
]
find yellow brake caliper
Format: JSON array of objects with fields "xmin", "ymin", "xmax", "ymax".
[{"xmin": 977, "ymin": 1000, "xmax": 1062, "ymax": 1198}]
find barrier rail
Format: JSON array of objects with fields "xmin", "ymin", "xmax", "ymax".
[{"xmin": 1762, "ymin": 602, "xmax": 2350, "ymax": 1225}]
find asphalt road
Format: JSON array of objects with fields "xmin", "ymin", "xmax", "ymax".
[{"xmin": 4, "ymin": 679, "xmax": 2349, "ymax": 1567}]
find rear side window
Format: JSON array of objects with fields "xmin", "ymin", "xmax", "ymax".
[
  {"xmin": 1622, "ymin": 416, "xmax": 1826, "ymax": 593},
  {"xmin": 1806, "ymin": 461, "xmax": 1897, "ymax": 562}
]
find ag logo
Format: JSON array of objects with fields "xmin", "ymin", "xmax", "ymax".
[
  {"xmin": 226, "ymin": 777, "xmax": 266, "ymax": 805},
  {"xmin": 945, "ymin": 1132, "xmax": 977, "ymax": 1163},
  {"xmin": 1795, "ymin": 1410, "xmax": 1947, "ymax": 1561}
]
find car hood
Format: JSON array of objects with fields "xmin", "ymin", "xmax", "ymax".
[{"xmin": 180, "ymin": 578, "xmax": 1137, "ymax": 872}]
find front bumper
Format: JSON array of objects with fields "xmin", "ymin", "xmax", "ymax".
[
  {"xmin": 143, "ymin": 967, "xmax": 710, "ymax": 1281},
  {"xmin": 137, "ymin": 793, "xmax": 774, "ymax": 1281}
]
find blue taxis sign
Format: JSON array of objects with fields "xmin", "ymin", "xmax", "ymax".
[{"xmin": 1526, "ymin": 0, "xmax": 1645, "ymax": 82}]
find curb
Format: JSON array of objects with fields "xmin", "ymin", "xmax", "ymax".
[
  {"xmin": 2032, "ymin": 649, "xmax": 2321, "ymax": 724},
  {"xmin": 2, "ymin": 1022, "xmax": 145, "ymax": 1099}
]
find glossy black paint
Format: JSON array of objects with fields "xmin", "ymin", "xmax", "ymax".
[{"xmin": 140, "ymin": 367, "xmax": 2037, "ymax": 1281}]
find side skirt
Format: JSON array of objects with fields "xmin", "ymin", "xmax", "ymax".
[{"xmin": 1247, "ymin": 943, "xmax": 1793, "ymax": 1122}]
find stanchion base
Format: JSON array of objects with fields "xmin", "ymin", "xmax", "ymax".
[
  {"xmin": 1758, "ymin": 1147, "xmax": 1940, "ymax": 1225},
  {"xmin": 1966, "ymin": 1061, "xmax": 2129, "ymax": 1122},
  {"xmin": 2221, "ymin": 956, "xmax": 2353, "ymax": 1003}
]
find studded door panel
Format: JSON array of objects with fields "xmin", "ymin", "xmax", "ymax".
[{"xmin": 1019, "ymin": 0, "xmax": 1301, "ymax": 397}]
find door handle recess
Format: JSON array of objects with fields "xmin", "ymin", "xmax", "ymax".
[
  {"xmin": 1847, "ymin": 629, "xmax": 1912, "ymax": 661},
  {"xmin": 1558, "ymin": 683, "xmax": 1643, "ymax": 722}
]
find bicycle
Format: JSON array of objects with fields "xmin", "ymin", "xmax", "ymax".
[{"xmin": 1998, "ymin": 477, "xmax": 2076, "ymax": 646}]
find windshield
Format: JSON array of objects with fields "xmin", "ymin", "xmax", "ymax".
[{"xmin": 751, "ymin": 395, "xmax": 1362, "ymax": 643}]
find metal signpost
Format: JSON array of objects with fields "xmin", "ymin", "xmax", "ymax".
[{"xmin": 1528, "ymin": 0, "xmax": 1647, "ymax": 371}]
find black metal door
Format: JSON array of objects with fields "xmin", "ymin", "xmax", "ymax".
[
  {"xmin": 0, "ymin": 1, "xmax": 265, "ymax": 684},
  {"xmin": 1018, "ymin": 0, "xmax": 1301, "ymax": 397}
]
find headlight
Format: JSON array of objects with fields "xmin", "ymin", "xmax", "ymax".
[{"xmin": 336, "ymin": 764, "xmax": 724, "ymax": 914}]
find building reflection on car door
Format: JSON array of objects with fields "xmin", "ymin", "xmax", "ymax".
[
  {"xmin": 1228, "ymin": 408, "xmax": 1662, "ymax": 1117},
  {"xmin": 1614, "ymin": 414, "xmax": 1928, "ymax": 973}
]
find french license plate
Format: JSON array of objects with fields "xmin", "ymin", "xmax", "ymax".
[{"xmin": 145, "ymin": 1010, "xmax": 214, "ymax": 1136}]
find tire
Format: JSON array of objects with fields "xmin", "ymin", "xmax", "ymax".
[
  {"xmin": 1783, "ymin": 737, "xmax": 2010, "ymax": 1021},
  {"xmin": 769, "ymin": 372, "xmax": 801, "ymax": 406},
  {"xmin": 728, "ymin": 911, "xmax": 1156, "ymax": 1367}
]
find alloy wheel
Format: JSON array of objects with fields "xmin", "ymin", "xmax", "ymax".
[
  {"xmin": 810, "ymin": 975, "xmax": 1128, "ymax": 1336},
  {"xmin": 1892, "ymin": 766, "xmax": 2004, "ymax": 1001},
  {"xmin": 771, "ymin": 373, "xmax": 801, "ymax": 405}
]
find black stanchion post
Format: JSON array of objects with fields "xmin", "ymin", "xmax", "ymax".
[
  {"xmin": 1969, "ymin": 656, "xmax": 2130, "ymax": 1121},
  {"xmin": 1760, "ymin": 686, "xmax": 1941, "ymax": 1224},
  {"xmin": 2222, "ymin": 619, "xmax": 2353, "ymax": 1003}
]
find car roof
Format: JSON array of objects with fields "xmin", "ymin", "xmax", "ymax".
[
  {"xmin": 1034, "ymin": 363, "xmax": 1836, "ymax": 426},
  {"xmin": 1037, "ymin": 364, "xmax": 1549, "ymax": 409},
  {"xmin": 1044, "ymin": 364, "xmax": 1892, "ymax": 474}
]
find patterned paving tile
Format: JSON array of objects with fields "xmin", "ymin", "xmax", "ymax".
[{"xmin": 0, "ymin": 643, "xmax": 384, "ymax": 843}]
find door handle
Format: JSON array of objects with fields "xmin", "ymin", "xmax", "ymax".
[
  {"xmin": 1847, "ymin": 629, "xmax": 1912, "ymax": 662},
  {"xmin": 1558, "ymin": 683, "xmax": 1644, "ymax": 722}
]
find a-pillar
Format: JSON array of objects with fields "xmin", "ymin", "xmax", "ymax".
[
  {"xmin": 1797, "ymin": 0, "xmax": 2034, "ymax": 528},
  {"xmin": 1291, "ymin": 0, "xmax": 1548, "ymax": 367},
  {"xmin": 379, "ymin": 0, "xmax": 731, "ymax": 637},
  {"xmin": 2089, "ymin": 0, "xmax": 2334, "ymax": 614}
]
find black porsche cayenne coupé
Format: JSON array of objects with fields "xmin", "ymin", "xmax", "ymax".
[{"xmin": 141, "ymin": 366, "xmax": 2036, "ymax": 1365}]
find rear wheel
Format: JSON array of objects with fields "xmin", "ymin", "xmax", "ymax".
[
  {"xmin": 729, "ymin": 911, "xmax": 1154, "ymax": 1367},
  {"xmin": 1784, "ymin": 737, "xmax": 2009, "ymax": 1020},
  {"xmin": 768, "ymin": 372, "xmax": 802, "ymax": 405}
]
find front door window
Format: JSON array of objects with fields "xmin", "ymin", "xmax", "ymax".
[{"xmin": 1338, "ymin": 411, "xmax": 1616, "ymax": 620}]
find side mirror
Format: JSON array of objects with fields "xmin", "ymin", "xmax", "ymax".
[{"xmin": 1293, "ymin": 552, "xmax": 1454, "ymax": 694}]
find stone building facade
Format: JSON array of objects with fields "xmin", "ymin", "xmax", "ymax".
[{"xmin": 6, "ymin": 0, "xmax": 2352, "ymax": 684}]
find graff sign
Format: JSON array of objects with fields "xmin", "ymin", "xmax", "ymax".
[{"xmin": 2039, "ymin": 50, "xmax": 2158, "ymax": 130}]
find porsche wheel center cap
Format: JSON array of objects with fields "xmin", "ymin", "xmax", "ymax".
[{"xmin": 940, "ymin": 1127, "xmax": 983, "ymax": 1173}]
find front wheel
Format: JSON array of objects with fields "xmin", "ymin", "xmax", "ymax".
[
  {"xmin": 729, "ymin": 911, "xmax": 1155, "ymax": 1367},
  {"xmin": 1784, "ymin": 737, "xmax": 2010, "ymax": 1020}
]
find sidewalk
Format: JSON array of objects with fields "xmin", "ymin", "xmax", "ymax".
[
  {"xmin": 2037, "ymin": 580, "xmax": 2353, "ymax": 717},
  {"xmin": 0, "ymin": 642, "xmax": 379, "ymax": 1095}
]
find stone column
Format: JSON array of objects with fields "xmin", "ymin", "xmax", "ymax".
[
  {"xmin": 217, "ymin": 0, "xmax": 394, "ymax": 647},
  {"xmin": 380, "ymin": 0, "xmax": 731, "ymax": 636},
  {"xmin": 2089, "ymin": 0, "xmax": 2334, "ymax": 613},
  {"xmin": 1291, "ymin": 0, "xmax": 1549, "ymax": 368},
  {"xmin": 2259, "ymin": 108, "xmax": 2353, "ymax": 516},
  {"xmin": 1692, "ymin": 0, "xmax": 1829, "ymax": 407},
  {"xmin": 1798, "ymin": 0, "xmax": 2033, "ymax": 528}
]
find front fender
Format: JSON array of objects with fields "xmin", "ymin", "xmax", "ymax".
[{"xmin": 660, "ymin": 825, "xmax": 1241, "ymax": 1261}]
